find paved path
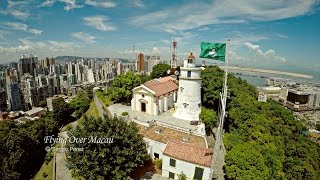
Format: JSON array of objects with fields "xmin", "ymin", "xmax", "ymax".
[
  {"xmin": 94, "ymin": 95, "xmax": 106, "ymax": 119},
  {"xmin": 149, "ymin": 174, "xmax": 168, "ymax": 180},
  {"xmin": 108, "ymin": 103, "xmax": 201, "ymax": 132},
  {"xmin": 55, "ymin": 132, "xmax": 73, "ymax": 180},
  {"xmin": 214, "ymin": 140, "xmax": 226, "ymax": 180}
]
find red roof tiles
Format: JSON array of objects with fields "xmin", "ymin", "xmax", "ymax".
[
  {"xmin": 163, "ymin": 141, "xmax": 213, "ymax": 167},
  {"xmin": 144, "ymin": 78, "xmax": 178, "ymax": 97},
  {"xmin": 157, "ymin": 76, "xmax": 175, "ymax": 83}
]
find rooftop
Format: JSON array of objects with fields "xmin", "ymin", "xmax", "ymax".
[
  {"xmin": 25, "ymin": 107, "xmax": 45, "ymax": 116},
  {"xmin": 163, "ymin": 141, "xmax": 213, "ymax": 167},
  {"xmin": 136, "ymin": 124, "xmax": 207, "ymax": 148},
  {"xmin": 143, "ymin": 79, "xmax": 178, "ymax": 97}
]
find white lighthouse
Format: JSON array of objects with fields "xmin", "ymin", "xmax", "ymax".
[{"xmin": 173, "ymin": 53, "xmax": 202, "ymax": 121}]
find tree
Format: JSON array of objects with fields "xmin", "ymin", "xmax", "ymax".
[
  {"xmin": 225, "ymin": 142, "xmax": 270, "ymax": 179},
  {"xmin": 0, "ymin": 116, "xmax": 58, "ymax": 180},
  {"xmin": 199, "ymin": 107, "xmax": 217, "ymax": 130},
  {"xmin": 38, "ymin": 100, "xmax": 47, "ymax": 107},
  {"xmin": 52, "ymin": 98, "xmax": 74, "ymax": 126},
  {"xmin": 69, "ymin": 90, "xmax": 91, "ymax": 119},
  {"xmin": 201, "ymin": 66, "xmax": 224, "ymax": 110},
  {"xmin": 110, "ymin": 72, "xmax": 142, "ymax": 103},
  {"xmin": 178, "ymin": 172, "xmax": 187, "ymax": 180},
  {"xmin": 140, "ymin": 74, "xmax": 152, "ymax": 83},
  {"xmin": 66, "ymin": 116, "xmax": 150, "ymax": 179},
  {"xmin": 150, "ymin": 64, "xmax": 171, "ymax": 79}
]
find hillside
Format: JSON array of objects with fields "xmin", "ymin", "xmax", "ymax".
[{"xmin": 201, "ymin": 66, "xmax": 320, "ymax": 179}]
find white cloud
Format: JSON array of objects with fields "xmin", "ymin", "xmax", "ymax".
[
  {"xmin": 152, "ymin": 47, "xmax": 160, "ymax": 54},
  {"xmin": 0, "ymin": 0, "xmax": 34, "ymax": 20},
  {"xmin": 132, "ymin": 0, "xmax": 144, "ymax": 7},
  {"xmin": 276, "ymin": 33, "xmax": 289, "ymax": 39},
  {"xmin": 40, "ymin": 0, "xmax": 56, "ymax": 7},
  {"xmin": 244, "ymin": 42, "xmax": 286, "ymax": 62},
  {"xmin": 2, "ymin": 22, "xmax": 42, "ymax": 35},
  {"xmin": 40, "ymin": 0, "xmax": 83, "ymax": 10},
  {"xmin": 85, "ymin": 0, "xmax": 116, "ymax": 8},
  {"xmin": 0, "ymin": 30, "xmax": 9, "ymax": 40},
  {"xmin": 60, "ymin": 0, "xmax": 83, "ymax": 11},
  {"xmin": 9, "ymin": 10, "xmax": 30, "ymax": 20},
  {"xmin": 225, "ymin": 31, "xmax": 268, "ymax": 46},
  {"xmin": 29, "ymin": 29, "xmax": 43, "ymax": 35},
  {"xmin": 229, "ymin": 50, "xmax": 247, "ymax": 61},
  {"xmin": 197, "ymin": 27, "xmax": 210, "ymax": 31},
  {"xmin": 83, "ymin": 16, "xmax": 116, "ymax": 31},
  {"xmin": 130, "ymin": 0, "xmax": 319, "ymax": 32},
  {"xmin": 0, "ymin": 38, "xmax": 79, "ymax": 60},
  {"xmin": 71, "ymin": 32, "xmax": 96, "ymax": 43},
  {"xmin": 2, "ymin": 22, "xmax": 28, "ymax": 31},
  {"xmin": 0, "ymin": 9, "xmax": 30, "ymax": 21}
]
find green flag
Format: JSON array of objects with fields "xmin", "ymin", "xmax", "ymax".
[{"xmin": 199, "ymin": 42, "xmax": 226, "ymax": 62}]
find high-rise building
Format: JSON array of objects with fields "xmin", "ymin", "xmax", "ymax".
[
  {"xmin": 41, "ymin": 57, "xmax": 50, "ymax": 68},
  {"xmin": 117, "ymin": 62, "xmax": 123, "ymax": 76},
  {"xmin": 0, "ymin": 71, "xmax": 7, "ymax": 111},
  {"xmin": 18, "ymin": 53, "xmax": 38, "ymax": 78},
  {"xmin": 8, "ymin": 81, "xmax": 23, "ymax": 111},
  {"xmin": 21, "ymin": 74, "xmax": 38, "ymax": 108},
  {"xmin": 147, "ymin": 55, "xmax": 160, "ymax": 73},
  {"xmin": 137, "ymin": 53, "xmax": 145, "ymax": 72},
  {"xmin": 9, "ymin": 62, "xmax": 18, "ymax": 70}
]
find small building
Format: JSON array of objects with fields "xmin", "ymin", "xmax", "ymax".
[
  {"xmin": 279, "ymin": 88, "xmax": 289, "ymax": 105},
  {"xmin": 258, "ymin": 92, "xmax": 267, "ymax": 102},
  {"xmin": 162, "ymin": 141, "xmax": 213, "ymax": 180},
  {"xmin": 136, "ymin": 124, "xmax": 207, "ymax": 160},
  {"xmin": 25, "ymin": 107, "xmax": 45, "ymax": 118},
  {"xmin": 286, "ymin": 90, "xmax": 309, "ymax": 111},
  {"xmin": 257, "ymin": 86, "xmax": 282, "ymax": 101},
  {"xmin": 131, "ymin": 77, "xmax": 178, "ymax": 116},
  {"xmin": 47, "ymin": 95, "xmax": 68, "ymax": 111}
]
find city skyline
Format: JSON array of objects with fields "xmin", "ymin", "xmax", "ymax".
[{"xmin": 0, "ymin": 0, "xmax": 320, "ymax": 70}]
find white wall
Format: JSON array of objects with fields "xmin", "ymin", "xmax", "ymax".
[
  {"xmin": 173, "ymin": 67, "xmax": 202, "ymax": 121},
  {"xmin": 144, "ymin": 137, "xmax": 166, "ymax": 159},
  {"xmin": 162, "ymin": 154, "xmax": 211, "ymax": 180},
  {"xmin": 132, "ymin": 88, "xmax": 153, "ymax": 115},
  {"xmin": 132, "ymin": 86, "xmax": 175, "ymax": 116}
]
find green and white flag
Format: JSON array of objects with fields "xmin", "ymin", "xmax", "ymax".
[{"xmin": 199, "ymin": 42, "xmax": 226, "ymax": 62}]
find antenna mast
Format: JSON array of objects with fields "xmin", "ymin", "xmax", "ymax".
[{"xmin": 171, "ymin": 39, "xmax": 177, "ymax": 68}]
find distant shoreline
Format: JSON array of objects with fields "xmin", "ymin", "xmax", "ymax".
[{"xmin": 219, "ymin": 66, "xmax": 314, "ymax": 79}]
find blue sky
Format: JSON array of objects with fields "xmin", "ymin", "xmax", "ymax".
[{"xmin": 0, "ymin": 0, "xmax": 320, "ymax": 71}]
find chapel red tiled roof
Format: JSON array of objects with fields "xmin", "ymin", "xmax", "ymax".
[
  {"xmin": 163, "ymin": 141, "xmax": 213, "ymax": 167},
  {"xmin": 143, "ymin": 78, "xmax": 178, "ymax": 97},
  {"xmin": 157, "ymin": 76, "xmax": 175, "ymax": 83}
]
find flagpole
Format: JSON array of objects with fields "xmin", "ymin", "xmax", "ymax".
[
  {"xmin": 221, "ymin": 38, "xmax": 230, "ymax": 133},
  {"xmin": 209, "ymin": 39, "xmax": 230, "ymax": 180}
]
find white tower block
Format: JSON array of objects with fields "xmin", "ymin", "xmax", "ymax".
[{"xmin": 173, "ymin": 53, "xmax": 202, "ymax": 121}]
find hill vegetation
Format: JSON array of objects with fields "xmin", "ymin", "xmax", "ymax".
[{"xmin": 201, "ymin": 66, "xmax": 320, "ymax": 179}]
